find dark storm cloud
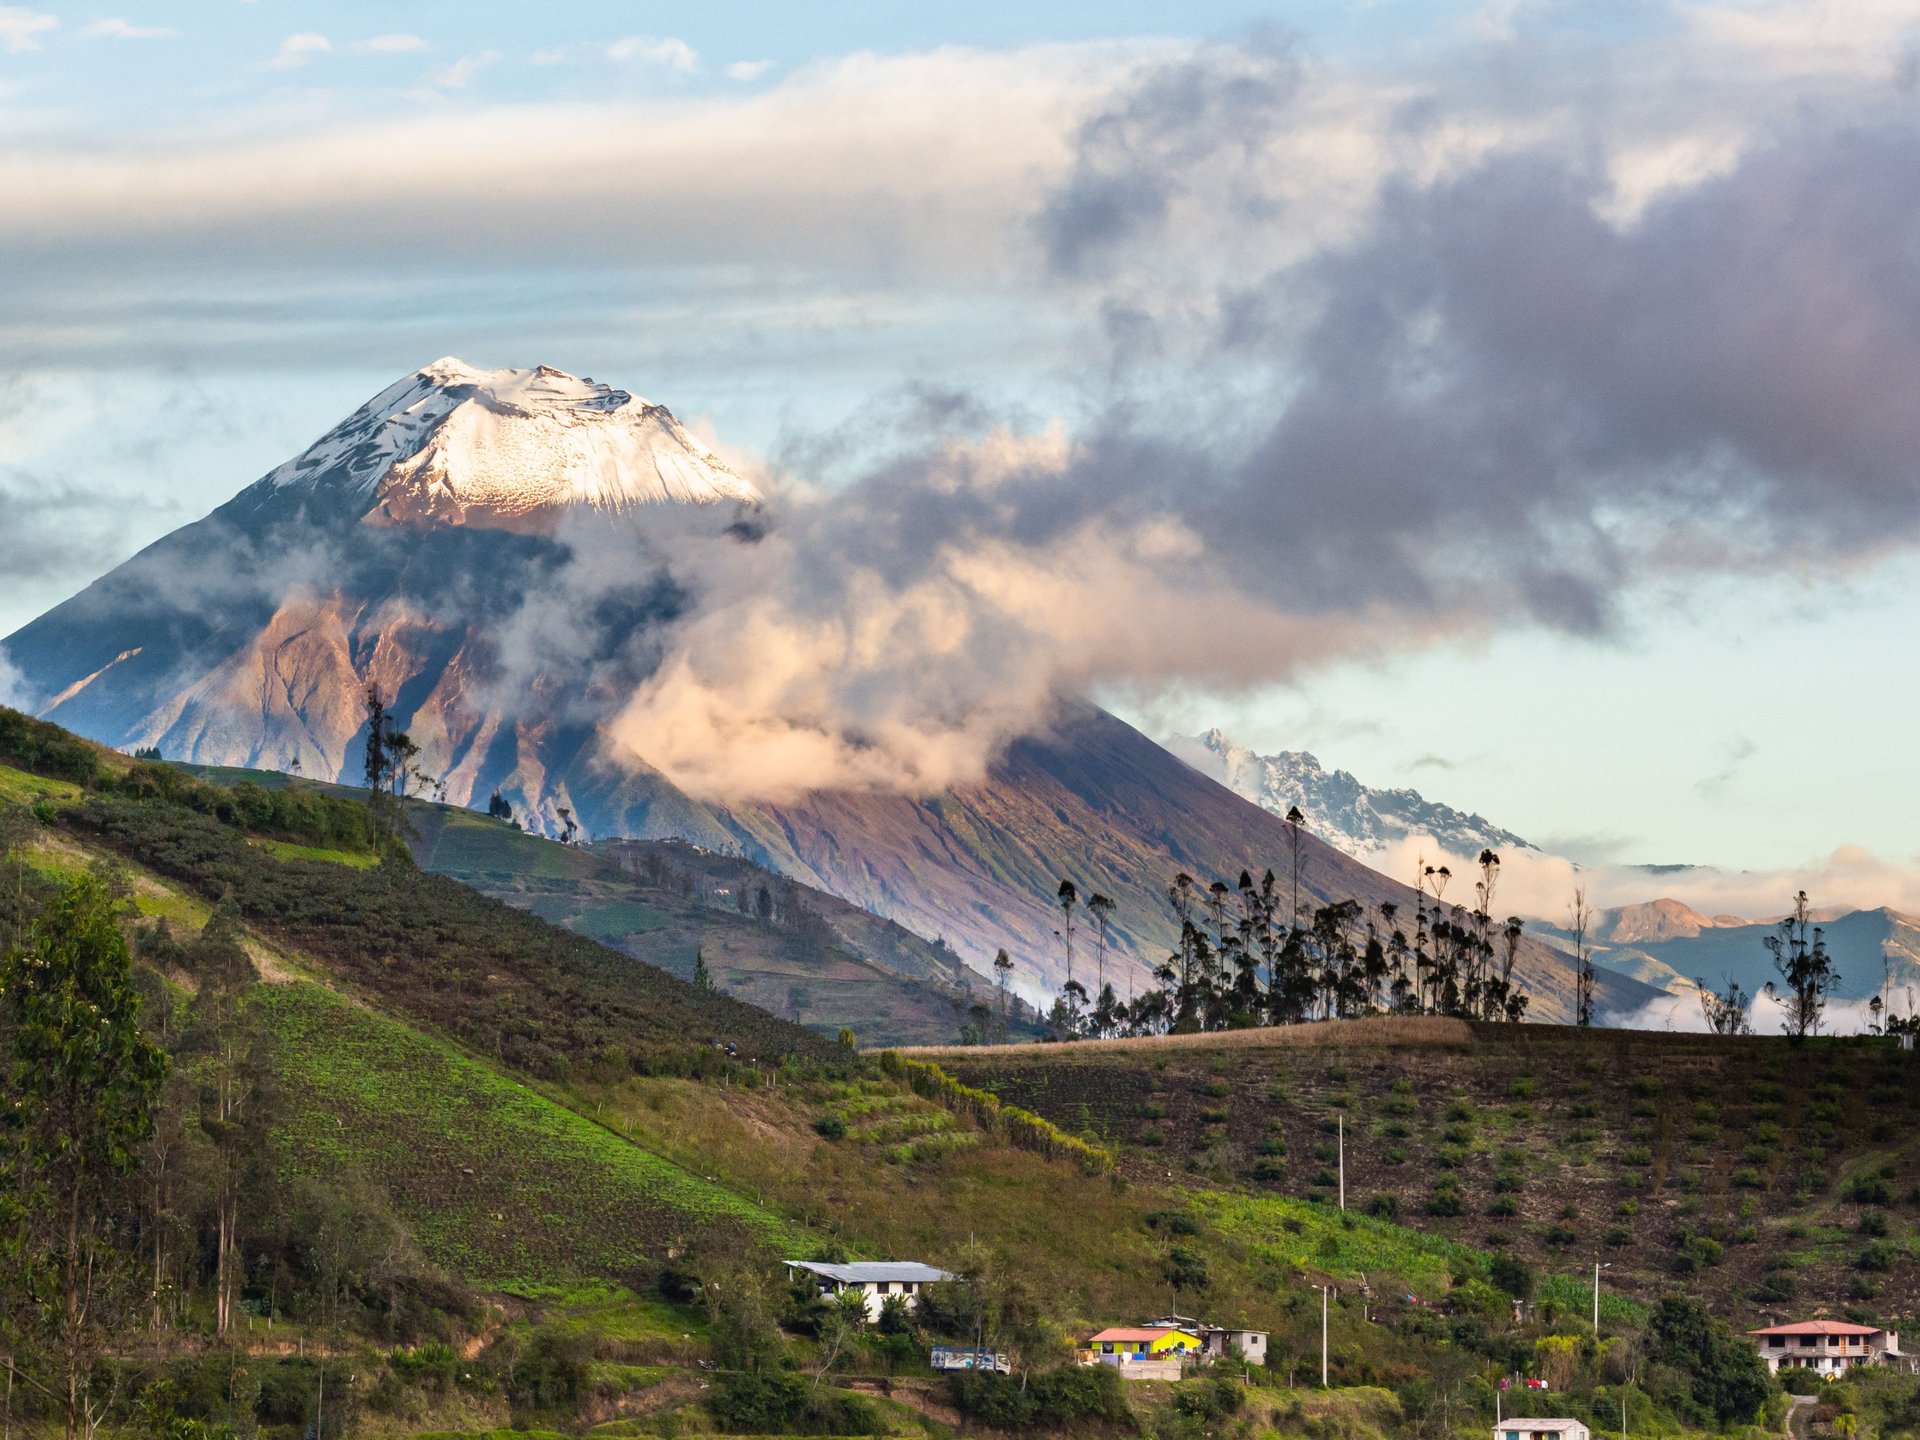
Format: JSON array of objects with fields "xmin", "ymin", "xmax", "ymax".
[{"xmin": 1038, "ymin": 36, "xmax": 1302, "ymax": 276}]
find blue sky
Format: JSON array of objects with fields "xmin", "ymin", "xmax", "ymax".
[{"xmin": 5, "ymin": 0, "xmax": 1920, "ymax": 904}]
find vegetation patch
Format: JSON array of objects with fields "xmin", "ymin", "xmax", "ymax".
[{"xmin": 256, "ymin": 982, "xmax": 804, "ymax": 1284}]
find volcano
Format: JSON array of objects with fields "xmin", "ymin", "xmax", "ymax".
[{"xmin": 2, "ymin": 360, "xmax": 1657, "ymax": 1018}]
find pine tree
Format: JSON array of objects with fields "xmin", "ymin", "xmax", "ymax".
[{"xmin": 692, "ymin": 949, "xmax": 714, "ymax": 991}]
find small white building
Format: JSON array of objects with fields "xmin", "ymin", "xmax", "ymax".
[
  {"xmin": 1747, "ymin": 1321, "xmax": 1907, "ymax": 1375},
  {"xmin": 784, "ymin": 1260, "xmax": 955, "ymax": 1322},
  {"xmin": 1497, "ymin": 1421, "xmax": 1590, "ymax": 1440}
]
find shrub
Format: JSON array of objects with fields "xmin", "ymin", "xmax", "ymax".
[
  {"xmin": 1200, "ymin": 1106, "xmax": 1231, "ymax": 1126},
  {"xmin": 1489, "ymin": 1253, "xmax": 1535, "ymax": 1300},
  {"xmin": 1753, "ymin": 1272, "xmax": 1796, "ymax": 1303},
  {"xmin": 1859, "ymin": 1210, "xmax": 1890, "ymax": 1238},
  {"xmin": 710, "ymin": 1373, "xmax": 887, "ymax": 1435},
  {"xmin": 1174, "ymin": 1376, "xmax": 1244, "ymax": 1423},
  {"xmin": 1369, "ymin": 1193, "xmax": 1398, "ymax": 1219},
  {"xmin": 1856, "ymin": 1241, "xmax": 1898, "ymax": 1272},
  {"xmin": 1202, "ymin": 1078, "xmax": 1231, "ymax": 1099},
  {"xmin": 1487, "ymin": 1196, "xmax": 1517, "ymax": 1218},
  {"xmin": 950, "ymin": 1364, "xmax": 1128, "ymax": 1429},
  {"xmin": 1845, "ymin": 1174, "xmax": 1895, "ymax": 1206},
  {"xmin": 1508, "ymin": 1076, "xmax": 1540, "ymax": 1099},
  {"xmin": 1620, "ymin": 1145, "xmax": 1654, "ymax": 1167},
  {"xmin": 813, "ymin": 1113, "xmax": 847, "ymax": 1140},
  {"xmin": 1428, "ymin": 1181, "xmax": 1463, "ymax": 1217},
  {"xmin": 1732, "ymin": 1167, "xmax": 1764, "ymax": 1189}
]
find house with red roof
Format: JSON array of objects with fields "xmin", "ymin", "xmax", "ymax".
[{"xmin": 1746, "ymin": 1321, "xmax": 1908, "ymax": 1376}]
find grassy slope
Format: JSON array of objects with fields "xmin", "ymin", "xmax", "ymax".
[
  {"xmin": 257, "ymin": 981, "xmax": 802, "ymax": 1285},
  {"xmin": 411, "ymin": 806, "xmax": 996, "ymax": 1047},
  {"xmin": 932, "ymin": 1018, "xmax": 1920, "ymax": 1322}
]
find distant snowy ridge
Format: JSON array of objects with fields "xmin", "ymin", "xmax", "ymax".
[
  {"xmin": 1167, "ymin": 728, "xmax": 1536, "ymax": 863},
  {"xmin": 243, "ymin": 357, "xmax": 759, "ymax": 528}
]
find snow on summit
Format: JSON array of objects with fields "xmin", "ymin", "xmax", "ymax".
[{"xmin": 248, "ymin": 358, "xmax": 760, "ymax": 529}]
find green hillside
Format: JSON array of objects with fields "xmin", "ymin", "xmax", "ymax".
[
  {"xmin": 258, "ymin": 981, "xmax": 803, "ymax": 1285},
  {"xmin": 930, "ymin": 1018, "xmax": 1920, "ymax": 1316},
  {"xmin": 5, "ymin": 706, "xmax": 1918, "ymax": 1440}
]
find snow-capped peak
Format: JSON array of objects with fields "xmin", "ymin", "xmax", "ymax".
[
  {"xmin": 242, "ymin": 358, "xmax": 761, "ymax": 529},
  {"xmin": 1167, "ymin": 728, "xmax": 1536, "ymax": 864}
]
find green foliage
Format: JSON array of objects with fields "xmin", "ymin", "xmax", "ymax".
[
  {"xmin": 257, "ymin": 982, "xmax": 801, "ymax": 1283},
  {"xmin": 1489, "ymin": 1253, "xmax": 1536, "ymax": 1300},
  {"xmin": 948, "ymin": 1363, "xmax": 1129, "ymax": 1430},
  {"xmin": 0, "ymin": 874, "xmax": 172, "ymax": 1435},
  {"xmin": 878, "ymin": 1050, "xmax": 1114, "ymax": 1171},
  {"xmin": 66, "ymin": 791, "xmax": 834, "ymax": 1079},
  {"xmin": 1646, "ymin": 1295, "xmax": 1772, "ymax": 1426},
  {"xmin": 707, "ymin": 1373, "xmax": 888, "ymax": 1435}
]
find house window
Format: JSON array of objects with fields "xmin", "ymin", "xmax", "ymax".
[{"xmin": 1770, "ymin": 1338, "xmax": 1785, "ymax": 1348}]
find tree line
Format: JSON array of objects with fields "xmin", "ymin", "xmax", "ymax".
[{"xmin": 1032, "ymin": 827, "xmax": 1534, "ymax": 1040}]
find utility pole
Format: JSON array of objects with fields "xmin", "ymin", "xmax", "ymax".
[
  {"xmin": 1593, "ymin": 1261, "xmax": 1610, "ymax": 1339},
  {"xmin": 1313, "ymin": 1290, "xmax": 1328, "ymax": 1390},
  {"xmin": 1338, "ymin": 1114, "xmax": 1346, "ymax": 1211}
]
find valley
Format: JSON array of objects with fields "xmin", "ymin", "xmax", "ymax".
[{"xmin": 1, "ymin": 707, "xmax": 1915, "ymax": 1440}]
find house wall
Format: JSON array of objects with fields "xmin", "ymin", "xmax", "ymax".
[{"xmin": 1754, "ymin": 1333, "xmax": 1889, "ymax": 1375}]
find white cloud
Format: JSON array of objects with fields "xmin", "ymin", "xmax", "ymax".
[
  {"xmin": 608, "ymin": 34, "xmax": 699, "ymax": 72},
  {"xmin": 725, "ymin": 59, "xmax": 774, "ymax": 82},
  {"xmin": 1608, "ymin": 985, "xmax": 1920, "ymax": 1036},
  {"xmin": 269, "ymin": 32, "xmax": 330, "ymax": 69},
  {"xmin": 352, "ymin": 33, "xmax": 427, "ymax": 55},
  {"xmin": 0, "ymin": 6, "xmax": 56, "ymax": 52},
  {"xmin": 406, "ymin": 49, "xmax": 500, "ymax": 99},
  {"xmin": 82, "ymin": 17, "xmax": 181, "ymax": 40}
]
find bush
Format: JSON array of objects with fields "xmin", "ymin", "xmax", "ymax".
[
  {"xmin": 1856, "ymin": 1240, "xmax": 1898, "ymax": 1272},
  {"xmin": 1489, "ymin": 1253, "xmax": 1536, "ymax": 1300},
  {"xmin": 1174, "ymin": 1376, "xmax": 1243, "ymax": 1422},
  {"xmin": 1859, "ymin": 1210, "xmax": 1890, "ymax": 1238},
  {"xmin": 709, "ymin": 1373, "xmax": 887, "ymax": 1436},
  {"xmin": 950, "ymin": 1364, "xmax": 1128, "ymax": 1429},
  {"xmin": 507, "ymin": 1327, "xmax": 593, "ymax": 1412},
  {"xmin": 813, "ymin": 1113, "xmax": 847, "ymax": 1140},
  {"xmin": 1369, "ymin": 1193, "xmax": 1399, "ymax": 1220},
  {"xmin": 1428, "ymin": 1182, "xmax": 1463, "ymax": 1217},
  {"xmin": 1845, "ymin": 1174, "xmax": 1895, "ymax": 1205}
]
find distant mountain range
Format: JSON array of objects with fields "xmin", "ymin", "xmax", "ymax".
[
  {"xmin": 0, "ymin": 359, "xmax": 1655, "ymax": 1020},
  {"xmin": 1173, "ymin": 730, "xmax": 1919, "ymax": 1021},
  {"xmin": 1168, "ymin": 729, "xmax": 1535, "ymax": 864}
]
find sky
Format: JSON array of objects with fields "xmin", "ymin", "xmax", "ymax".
[{"xmin": 4, "ymin": 0, "xmax": 1920, "ymax": 890}]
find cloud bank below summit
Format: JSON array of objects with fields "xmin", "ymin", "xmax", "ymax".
[{"xmin": 602, "ymin": 29, "xmax": 1920, "ymax": 804}]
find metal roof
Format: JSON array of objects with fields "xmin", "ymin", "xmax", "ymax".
[
  {"xmin": 1088, "ymin": 1327, "xmax": 1197, "ymax": 1344},
  {"xmin": 785, "ymin": 1261, "xmax": 954, "ymax": 1285}
]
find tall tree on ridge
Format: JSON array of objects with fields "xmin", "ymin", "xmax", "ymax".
[
  {"xmin": 1764, "ymin": 890, "xmax": 1835, "ymax": 1040},
  {"xmin": 1570, "ymin": 886, "xmax": 1595, "ymax": 1028}
]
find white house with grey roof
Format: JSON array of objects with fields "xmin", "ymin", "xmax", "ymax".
[
  {"xmin": 1497, "ymin": 1421, "xmax": 1590, "ymax": 1440},
  {"xmin": 784, "ymin": 1261, "xmax": 956, "ymax": 1322}
]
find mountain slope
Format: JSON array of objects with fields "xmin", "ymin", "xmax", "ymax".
[
  {"xmin": 1, "ymin": 361, "xmax": 1637, "ymax": 1023},
  {"xmin": 697, "ymin": 705, "xmax": 1658, "ymax": 1021},
  {"xmin": 1168, "ymin": 728, "xmax": 1536, "ymax": 862}
]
